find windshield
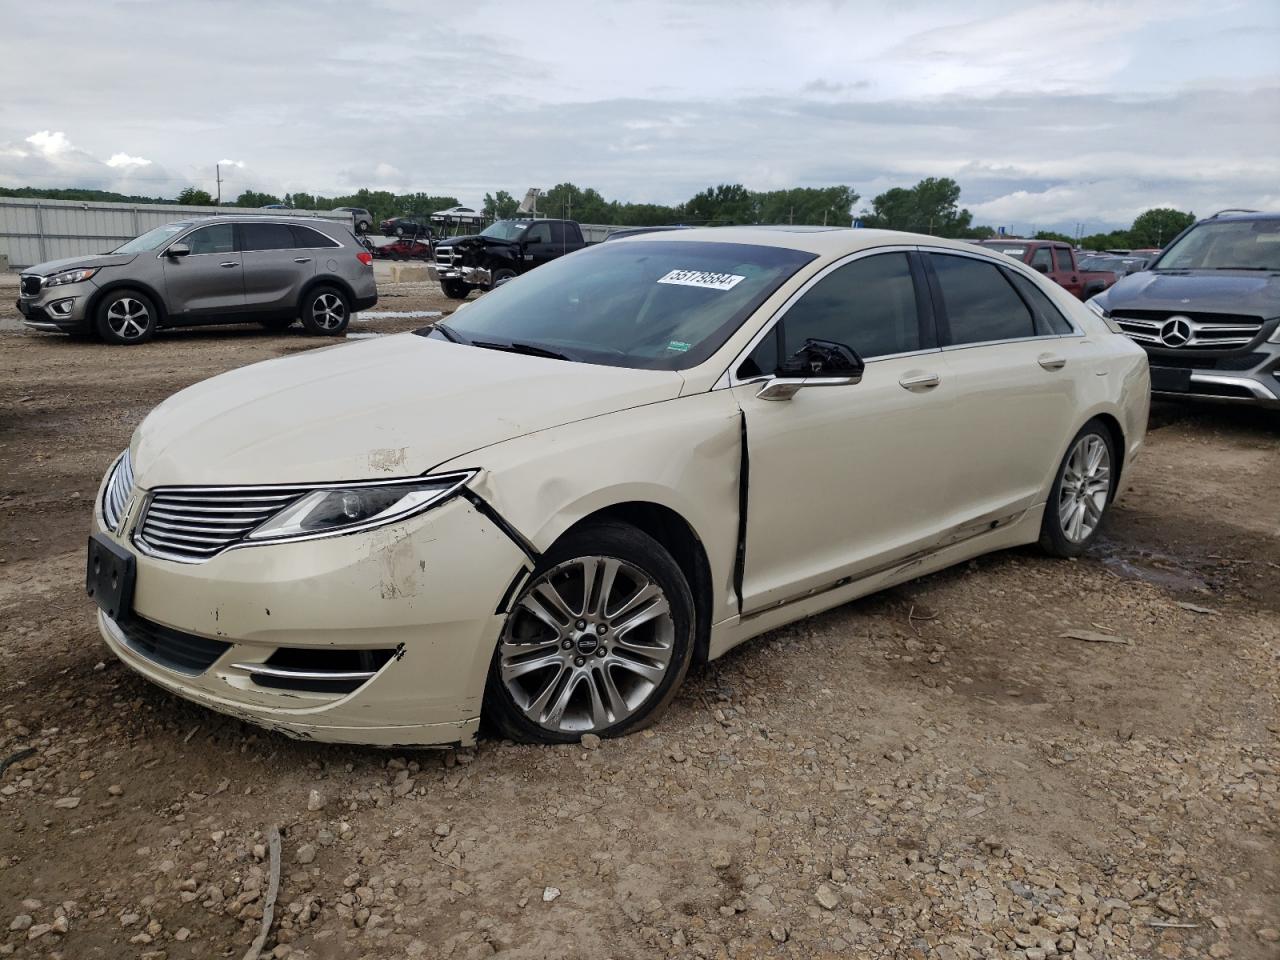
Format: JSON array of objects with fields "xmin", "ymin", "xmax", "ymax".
[
  {"xmin": 112, "ymin": 223, "xmax": 189, "ymax": 254},
  {"xmin": 479, "ymin": 221, "xmax": 529, "ymax": 241},
  {"xmin": 1154, "ymin": 219, "xmax": 1280, "ymax": 271},
  {"xmin": 443, "ymin": 240, "xmax": 816, "ymax": 370}
]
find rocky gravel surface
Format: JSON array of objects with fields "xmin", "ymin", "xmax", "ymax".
[{"xmin": 0, "ymin": 286, "xmax": 1276, "ymax": 958}]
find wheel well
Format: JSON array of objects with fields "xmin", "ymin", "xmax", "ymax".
[
  {"xmin": 1089, "ymin": 413, "xmax": 1126, "ymax": 501},
  {"xmin": 86, "ymin": 281, "xmax": 169, "ymax": 325},
  {"xmin": 298, "ymin": 276, "xmax": 356, "ymax": 314},
  {"xmin": 565, "ymin": 502, "xmax": 714, "ymax": 664}
]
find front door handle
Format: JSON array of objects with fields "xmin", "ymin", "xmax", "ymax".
[
  {"xmin": 899, "ymin": 372, "xmax": 941, "ymax": 391},
  {"xmin": 219, "ymin": 261, "xmax": 239, "ymax": 268},
  {"xmin": 1038, "ymin": 354, "xmax": 1067, "ymax": 370},
  {"xmin": 293, "ymin": 257, "xmax": 312, "ymax": 263}
]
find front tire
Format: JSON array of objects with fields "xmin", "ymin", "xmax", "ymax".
[
  {"xmin": 94, "ymin": 290, "xmax": 157, "ymax": 345},
  {"xmin": 484, "ymin": 522, "xmax": 695, "ymax": 744},
  {"xmin": 300, "ymin": 286, "xmax": 350, "ymax": 336},
  {"xmin": 441, "ymin": 280, "xmax": 471, "ymax": 300},
  {"xmin": 1039, "ymin": 419, "xmax": 1116, "ymax": 558},
  {"xmin": 489, "ymin": 267, "xmax": 517, "ymax": 290}
]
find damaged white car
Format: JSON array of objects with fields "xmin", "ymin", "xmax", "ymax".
[{"xmin": 89, "ymin": 227, "xmax": 1149, "ymax": 746}]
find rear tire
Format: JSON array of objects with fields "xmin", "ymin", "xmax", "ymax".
[
  {"xmin": 441, "ymin": 280, "xmax": 471, "ymax": 300},
  {"xmin": 1039, "ymin": 419, "xmax": 1117, "ymax": 558},
  {"xmin": 483, "ymin": 522, "xmax": 695, "ymax": 744},
  {"xmin": 94, "ymin": 289, "xmax": 157, "ymax": 345},
  {"xmin": 300, "ymin": 286, "xmax": 350, "ymax": 336}
]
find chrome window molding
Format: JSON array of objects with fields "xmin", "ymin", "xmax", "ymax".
[{"xmin": 131, "ymin": 471, "xmax": 477, "ymax": 565}]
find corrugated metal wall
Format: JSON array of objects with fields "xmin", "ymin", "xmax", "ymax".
[{"xmin": 0, "ymin": 198, "xmax": 351, "ymax": 269}]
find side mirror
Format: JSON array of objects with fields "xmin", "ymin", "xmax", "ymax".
[
  {"xmin": 166, "ymin": 243, "xmax": 191, "ymax": 258},
  {"xmin": 1032, "ymin": 262, "xmax": 1049, "ymax": 273},
  {"xmin": 757, "ymin": 338, "xmax": 864, "ymax": 401}
]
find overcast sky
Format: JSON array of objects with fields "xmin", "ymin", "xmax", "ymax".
[{"xmin": 1, "ymin": 0, "xmax": 1277, "ymax": 233}]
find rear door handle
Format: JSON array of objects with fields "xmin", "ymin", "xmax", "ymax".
[
  {"xmin": 899, "ymin": 372, "xmax": 941, "ymax": 391},
  {"xmin": 293, "ymin": 257, "xmax": 312, "ymax": 263},
  {"xmin": 219, "ymin": 261, "xmax": 239, "ymax": 268},
  {"xmin": 1038, "ymin": 354, "xmax": 1067, "ymax": 370}
]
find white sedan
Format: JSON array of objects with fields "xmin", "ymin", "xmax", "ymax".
[{"xmin": 88, "ymin": 227, "xmax": 1149, "ymax": 746}]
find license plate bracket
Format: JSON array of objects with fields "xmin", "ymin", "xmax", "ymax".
[
  {"xmin": 86, "ymin": 533, "xmax": 136, "ymax": 622},
  {"xmin": 1150, "ymin": 366, "xmax": 1192, "ymax": 393}
]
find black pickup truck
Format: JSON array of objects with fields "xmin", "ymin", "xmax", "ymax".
[{"xmin": 430, "ymin": 218, "xmax": 586, "ymax": 299}]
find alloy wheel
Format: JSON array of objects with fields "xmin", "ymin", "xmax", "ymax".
[
  {"xmin": 499, "ymin": 556, "xmax": 676, "ymax": 735},
  {"xmin": 106, "ymin": 297, "xmax": 150, "ymax": 340},
  {"xmin": 311, "ymin": 293, "xmax": 346, "ymax": 330},
  {"xmin": 1058, "ymin": 433, "xmax": 1111, "ymax": 542}
]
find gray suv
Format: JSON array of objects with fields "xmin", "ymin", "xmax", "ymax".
[
  {"xmin": 1087, "ymin": 210, "xmax": 1280, "ymax": 409},
  {"xmin": 16, "ymin": 216, "xmax": 378, "ymax": 345}
]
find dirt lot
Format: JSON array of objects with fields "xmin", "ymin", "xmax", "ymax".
[{"xmin": 0, "ymin": 274, "xmax": 1276, "ymax": 960}]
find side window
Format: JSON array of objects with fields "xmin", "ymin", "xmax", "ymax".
[
  {"xmin": 930, "ymin": 254, "xmax": 1036, "ymax": 345},
  {"xmin": 548, "ymin": 221, "xmax": 566, "ymax": 245},
  {"xmin": 525, "ymin": 223, "xmax": 551, "ymax": 245},
  {"xmin": 1030, "ymin": 247, "xmax": 1053, "ymax": 272},
  {"xmin": 185, "ymin": 223, "xmax": 235, "ymax": 255},
  {"xmin": 739, "ymin": 328, "xmax": 780, "ymax": 380},
  {"xmin": 1054, "ymin": 247, "xmax": 1074, "ymax": 273},
  {"xmin": 1008, "ymin": 272, "xmax": 1075, "ymax": 335},
  {"xmin": 240, "ymin": 223, "xmax": 298, "ymax": 251},
  {"xmin": 779, "ymin": 252, "xmax": 920, "ymax": 362},
  {"xmin": 289, "ymin": 225, "xmax": 338, "ymax": 248}
]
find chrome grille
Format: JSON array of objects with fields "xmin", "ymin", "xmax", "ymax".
[
  {"xmin": 102, "ymin": 451, "xmax": 135, "ymax": 531},
  {"xmin": 434, "ymin": 247, "xmax": 457, "ymax": 267},
  {"xmin": 136, "ymin": 487, "xmax": 308, "ymax": 562},
  {"xmin": 1113, "ymin": 311, "xmax": 1264, "ymax": 350},
  {"xmin": 19, "ymin": 274, "xmax": 42, "ymax": 298}
]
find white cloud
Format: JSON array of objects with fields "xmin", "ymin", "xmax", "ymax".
[
  {"xmin": 106, "ymin": 152, "xmax": 150, "ymax": 168},
  {"xmin": 25, "ymin": 130, "xmax": 73, "ymax": 155}
]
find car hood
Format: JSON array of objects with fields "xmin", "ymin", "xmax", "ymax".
[
  {"xmin": 131, "ymin": 333, "xmax": 686, "ymax": 487},
  {"xmin": 1098, "ymin": 270, "xmax": 1280, "ymax": 318},
  {"xmin": 436, "ymin": 234, "xmax": 515, "ymax": 249},
  {"xmin": 26, "ymin": 252, "xmax": 138, "ymax": 275}
]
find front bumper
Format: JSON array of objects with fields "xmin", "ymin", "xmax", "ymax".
[
  {"xmin": 1146, "ymin": 344, "xmax": 1280, "ymax": 409},
  {"xmin": 93, "ymin": 494, "xmax": 529, "ymax": 747},
  {"xmin": 428, "ymin": 262, "xmax": 491, "ymax": 286},
  {"xmin": 17, "ymin": 285, "xmax": 93, "ymax": 333}
]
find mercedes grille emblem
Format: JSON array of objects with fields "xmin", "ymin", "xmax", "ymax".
[{"xmin": 1159, "ymin": 316, "xmax": 1193, "ymax": 348}]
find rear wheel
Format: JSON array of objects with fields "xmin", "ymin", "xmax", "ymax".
[
  {"xmin": 1039, "ymin": 419, "xmax": 1116, "ymax": 557},
  {"xmin": 484, "ymin": 522, "xmax": 695, "ymax": 744},
  {"xmin": 300, "ymin": 286, "xmax": 350, "ymax": 336},
  {"xmin": 94, "ymin": 290, "xmax": 157, "ymax": 345},
  {"xmin": 441, "ymin": 280, "xmax": 471, "ymax": 300}
]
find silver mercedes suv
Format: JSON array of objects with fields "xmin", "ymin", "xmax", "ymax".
[{"xmin": 16, "ymin": 216, "xmax": 378, "ymax": 345}]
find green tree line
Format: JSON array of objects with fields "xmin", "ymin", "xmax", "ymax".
[{"xmin": 4, "ymin": 182, "xmax": 1198, "ymax": 249}]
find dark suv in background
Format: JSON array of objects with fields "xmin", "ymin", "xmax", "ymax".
[
  {"xmin": 17, "ymin": 216, "xmax": 377, "ymax": 345},
  {"xmin": 1087, "ymin": 210, "xmax": 1280, "ymax": 409}
]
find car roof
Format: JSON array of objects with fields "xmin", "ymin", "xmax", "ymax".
[
  {"xmin": 164, "ymin": 216, "xmax": 347, "ymax": 231},
  {"xmin": 620, "ymin": 225, "xmax": 999, "ymax": 257},
  {"xmin": 1202, "ymin": 210, "xmax": 1279, "ymax": 223}
]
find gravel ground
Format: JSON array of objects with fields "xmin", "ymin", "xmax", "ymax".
[{"xmin": 0, "ymin": 275, "xmax": 1276, "ymax": 960}]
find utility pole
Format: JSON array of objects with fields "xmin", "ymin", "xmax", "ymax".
[{"xmin": 215, "ymin": 164, "xmax": 222, "ymax": 206}]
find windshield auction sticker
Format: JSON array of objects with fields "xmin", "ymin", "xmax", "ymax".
[{"xmin": 657, "ymin": 269, "xmax": 745, "ymax": 291}]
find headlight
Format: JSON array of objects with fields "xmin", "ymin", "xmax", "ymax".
[
  {"xmin": 246, "ymin": 472, "xmax": 474, "ymax": 543},
  {"xmin": 1086, "ymin": 296, "xmax": 1125, "ymax": 334},
  {"xmin": 45, "ymin": 267, "xmax": 99, "ymax": 287}
]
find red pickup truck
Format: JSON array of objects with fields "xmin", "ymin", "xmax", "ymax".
[{"xmin": 977, "ymin": 239, "xmax": 1118, "ymax": 300}]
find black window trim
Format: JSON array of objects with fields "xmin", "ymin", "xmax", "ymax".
[
  {"xmin": 920, "ymin": 246, "xmax": 1083, "ymax": 352},
  {"xmin": 722, "ymin": 244, "xmax": 939, "ymax": 388}
]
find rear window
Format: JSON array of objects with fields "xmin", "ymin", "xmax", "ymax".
[
  {"xmin": 930, "ymin": 253, "xmax": 1036, "ymax": 345},
  {"xmin": 444, "ymin": 240, "xmax": 816, "ymax": 370}
]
